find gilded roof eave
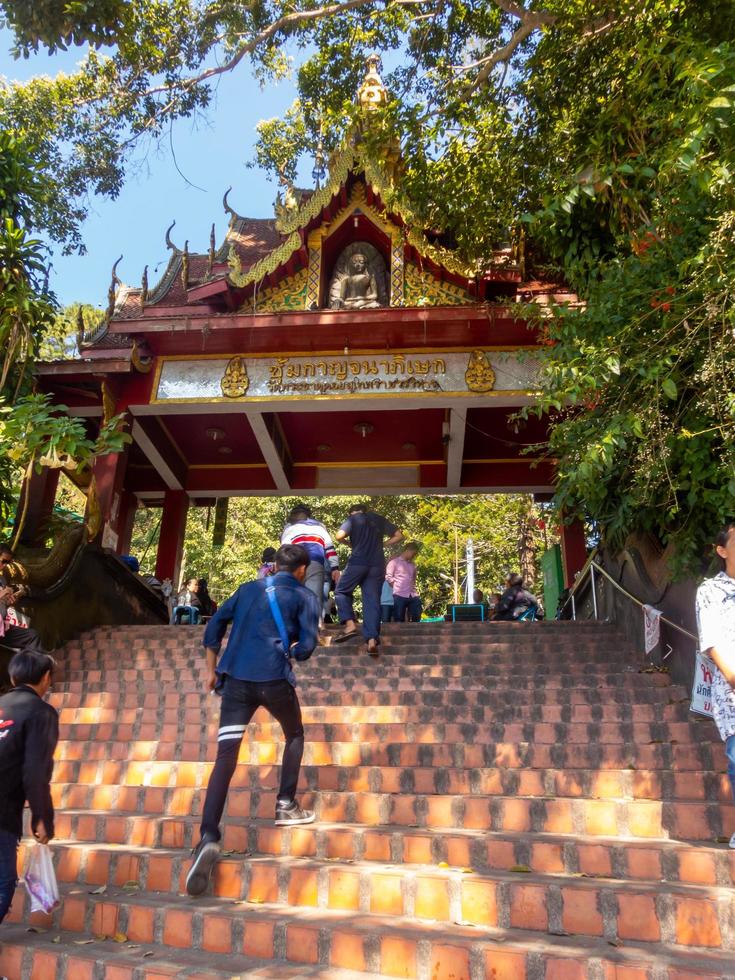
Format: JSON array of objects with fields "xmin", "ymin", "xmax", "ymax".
[{"xmin": 226, "ymin": 141, "xmax": 481, "ymax": 290}]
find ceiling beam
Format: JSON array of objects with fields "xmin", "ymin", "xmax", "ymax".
[
  {"xmin": 248, "ymin": 412, "xmax": 292, "ymax": 493},
  {"xmin": 131, "ymin": 416, "xmax": 187, "ymax": 490},
  {"xmin": 445, "ymin": 407, "xmax": 467, "ymax": 491}
]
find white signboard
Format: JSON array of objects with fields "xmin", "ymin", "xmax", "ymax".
[
  {"xmin": 153, "ymin": 349, "xmax": 539, "ymax": 403},
  {"xmin": 691, "ymin": 652, "xmax": 714, "ymax": 718}
]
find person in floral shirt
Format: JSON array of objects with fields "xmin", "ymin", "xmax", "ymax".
[{"xmin": 695, "ymin": 521, "xmax": 735, "ymax": 848}]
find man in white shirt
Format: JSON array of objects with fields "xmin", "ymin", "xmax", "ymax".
[
  {"xmin": 280, "ymin": 505, "xmax": 340, "ymax": 609},
  {"xmin": 695, "ymin": 521, "xmax": 735, "ymax": 848}
]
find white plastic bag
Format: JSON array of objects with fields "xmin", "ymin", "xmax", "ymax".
[{"xmin": 23, "ymin": 843, "xmax": 60, "ymax": 913}]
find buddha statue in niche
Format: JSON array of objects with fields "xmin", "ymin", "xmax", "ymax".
[{"xmin": 328, "ymin": 241, "xmax": 388, "ymax": 309}]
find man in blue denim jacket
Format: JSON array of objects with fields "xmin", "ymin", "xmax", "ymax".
[{"xmin": 186, "ymin": 544, "xmax": 320, "ymax": 896}]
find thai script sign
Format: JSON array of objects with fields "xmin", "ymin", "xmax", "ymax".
[
  {"xmin": 690, "ymin": 652, "xmax": 714, "ymax": 718},
  {"xmin": 154, "ymin": 350, "xmax": 538, "ymax": 402}
]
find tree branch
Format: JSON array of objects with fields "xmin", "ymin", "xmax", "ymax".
[
  {"xmin": 144, "ymin": 0, "xmax": 396, "ymax": 98},
  {"xmin": 459, "ymin": 2, "xmax": 557, "ymax": 98}
]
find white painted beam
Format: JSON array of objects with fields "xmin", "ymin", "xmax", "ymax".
[
  {"xmin": 248, "ymin": 413, "xmax": 291, "ymax": 493},
  {"xmin": 131, "ymin": 418, "xmax": 184, "ymax": 491},
  {"xmin": 446, "ymin": 408, "xmax": 467, "ymax": 491}
]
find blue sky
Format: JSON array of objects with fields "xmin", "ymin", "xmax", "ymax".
[{"xmin": 0, "ymin": 32, "xmax": 306, "ymax": 307}]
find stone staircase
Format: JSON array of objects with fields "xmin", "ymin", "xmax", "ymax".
[{"xmin": 2, "ymin": 621, "xmax": 735, "ymax": 979}]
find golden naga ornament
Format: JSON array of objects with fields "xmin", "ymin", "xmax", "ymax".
[
  {"xmin": 221, "ymin": 356, "xmax": 250, "ymax": 398},
  {"xmin": 465, "ymin": 351, "xmax": 496, "ymax": 393}
]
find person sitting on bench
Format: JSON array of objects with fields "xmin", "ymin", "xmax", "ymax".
[
  {"xmin": 492, "ymin": 573, "xmax": 541, "ymax": 621},
  {"xmin": 171, "ymin": 578, "xmax": 202, "ymax": 625}
]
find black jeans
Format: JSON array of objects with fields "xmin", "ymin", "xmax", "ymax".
[
  {"xmin": 0, "ymin": 828, "xmax": 18, "ymax": 924},
  {"xmin": 393, "ymin": 596, "xmax": 422, "ymax": 622},
  {"xmin": 335, "ymin": 563, "xmax": 384, "ymax": 642},
  {"xmin": 200, "ymin": 676, "xmax": 305, "ymax": 840}
]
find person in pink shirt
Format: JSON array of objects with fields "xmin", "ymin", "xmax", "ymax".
[{"xmin": 386, "ymin": 543, "xmax": 422, "ymax": 622}]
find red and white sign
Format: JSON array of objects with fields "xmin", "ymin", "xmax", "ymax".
[{"xmin": 691, "ymin": 653, "xmax": 714, "ymax": 718}]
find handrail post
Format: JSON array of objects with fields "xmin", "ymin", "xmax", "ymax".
[
  {"xmin": 571, "ymin": 593, "xmax": 576, "ymax": 620},
  {"xmin": 590, "ymin": 563, "xmax": 599, "ymax": 620}
]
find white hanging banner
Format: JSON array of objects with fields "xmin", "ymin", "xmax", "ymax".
[
  {"xmin": 691, "ymin": 653, "xmax": 714, "ymax": 718},
  {"xmin": 642, "ymin": 604, "xmax": 663, "ymax": 656}
]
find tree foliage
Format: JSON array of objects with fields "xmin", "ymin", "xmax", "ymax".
[
  {"xmin": 38, "ymin": 302, "xmax": 104, "ymax": 361},
  {"xmin": 0, "ymin": 132, "xmax": 128, "ymax": 539},
  {"xmin": 524, "ymin": 23, "xmax": 735, "ymax": 572},
  {"xmin": 3, "ymin": 0, "xmax": 734, "ymax": 572}
]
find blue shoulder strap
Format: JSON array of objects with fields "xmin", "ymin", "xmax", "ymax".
[{"xmin": 265, "ymin": 585, "xmax": 291, "ymax": 657}]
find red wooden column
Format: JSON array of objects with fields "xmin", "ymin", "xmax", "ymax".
[
  {"xmin": 154, "ymin": 490, "xmax": 189, "ymax": 586},
  {"xmin": 116, "ymin": 490, "xmax": 138, "ymax": 556},
  {"xmin": 560, "ymin": 519, "xmax": 588, "ymax": 588},
  {"xmin": 15, "ymin": 466, "xmax": 60, "ymax": 546},
  {"xmin": 90, "ymin": 445, "xmax": 130, "ymax": 551}
]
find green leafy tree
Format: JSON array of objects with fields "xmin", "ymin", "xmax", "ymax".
[
  {"xmin": 38, "ymin": 302, "xmax": 105, "ymax": 361},
  {"xmin": 0, "ymin": 132, "xmax": 129, "ymax": 540},
  {"xmin": 131, "ymin": 494, "xmax": 549, "ymax": 613},
  {"xmin": 4, "ymin": 0, "xmax": 735, "ymax": 571},
  {"xmin": 523, "ymin": 24, "xmax": 735, "ymax": 572},
  {"xmin": 0, "ymin": 392, "xmax": 130, "ymax": 547}
]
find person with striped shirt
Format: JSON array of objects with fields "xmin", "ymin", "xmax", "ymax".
[{"xmin": 280, "ymin": 505, "xmax": 340, "ymax": 612}]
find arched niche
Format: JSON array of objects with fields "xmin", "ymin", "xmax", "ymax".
[{"xmin": 327, "ymin": 241, "xmax": 389, "ymax": 309}]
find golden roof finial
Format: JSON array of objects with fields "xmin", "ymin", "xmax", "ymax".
[{"xmin": 358, "ymin": 53, "xmax": 388, "ymax": 111}]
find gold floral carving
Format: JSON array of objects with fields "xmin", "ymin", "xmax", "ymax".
[
  {"xmin": 404, "ymin": 263, "xmax": 473, "ymax": 307},
  {"xmin": 221, "ymin": 356, "xmax": 250, "ymax": 398},
  {"xmin": 465, "ymin": 350, "xmax": 496, "ymax": 393},
  {"xmin": 252, "ymin": 269, "xmax": 308, "ymax": 313},
  {"xmin": 225, "ymin": 138, "xmax": 480, "ymax": 298},
  {"xmin": 271, "ymin": 143, "xmax": 476, "ymax": 279}
]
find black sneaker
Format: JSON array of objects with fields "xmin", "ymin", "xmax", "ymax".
[
  {"xmin": 275, "ymin": 801, "xmax": 316, "ymax": 826},
  {"xmin": 185, "ymin": 835, "xmax": 220, "ymax": 896}
]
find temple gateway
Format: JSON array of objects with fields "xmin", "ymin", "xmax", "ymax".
[{"xmin": 32, "ymin": 59, "xmax": 586, "ymax": 589}]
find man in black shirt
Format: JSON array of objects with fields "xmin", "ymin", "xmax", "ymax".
[
  {"xmin": 334, "ymin": 503, "xmax": 403, "ymax": 656},
  {"xmin": 0, "ymin": 650, "xmax": 58, "ymax": 924}
]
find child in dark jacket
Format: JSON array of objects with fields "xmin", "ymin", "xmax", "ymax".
[{"xmin": 0, "ymin": 650, "xmax": 58, "ymax": 923}]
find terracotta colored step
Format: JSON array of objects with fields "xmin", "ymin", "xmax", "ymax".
[
  {"xmin": 48, "ymin": 759, "xmax": 735, "ymax": 802},
  {"xmin": 60, "ymin": 646, "xmax": 632, "ymax": 667},
  {"xmin": 54, "ymin": 709, "xmax": 715, "ymax": 742},
  {"xmin": 30, "ymin": 828, "xmax": 735, "ymax": 889},
  {"xmin": 18, "ymin": 840, "xmax": 735, "ymax": 948},
  {"xmin": 49, "ymin": 697, "xmax": 695, "ymax": 725},
  {"xmin": 28, "ymin": 620, "xmax": 731, "ymax": 980},
  {"xmin": 48, "ymin": 790, "xmax": 735, "ymax": 841},
  {"xmin": 48, "ymin": 685, "xmax": 690, "ymax": 710},
  {"xmin": 0, "ymin": 924, "xmax": 384, "ymax": 980},
  {"xmin": 55, "ymin": 666, "xmax": 676, "ymax": 685},
  {"xmin": 6, "ymin": 889, "xmax": 735, "ymax": 978},
  {"xmin": 51, "ymin": 739, "xmax": 724, "ymax": 772}
]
